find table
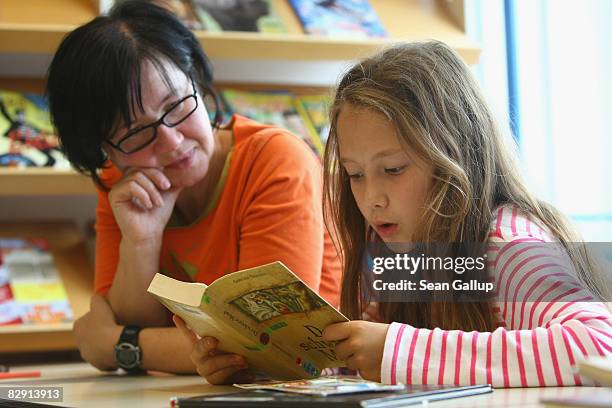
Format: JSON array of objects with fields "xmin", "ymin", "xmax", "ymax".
[{"xmin": 0, "ymin": 362, "xmax": 609, "ymax": 407}]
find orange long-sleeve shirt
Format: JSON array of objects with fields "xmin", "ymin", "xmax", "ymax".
[{"xmin": 94, "ymin": 115, "xmax": 342, "ymax": 306}]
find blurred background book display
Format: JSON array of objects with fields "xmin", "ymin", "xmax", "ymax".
[
  {"xmin": 193, "ymin": 0, "xmax": 287, "ymax": 33},
  {"xmin": 0, "ymin": 90, "xmax": 70, "ymax": 169},
  {"xmin": 0, "ymin": 238, "xmax": 74, "ymax": 326},
  {"xmin": 221, "ymin": 89, "xmax": 326, "ymax": 155}
]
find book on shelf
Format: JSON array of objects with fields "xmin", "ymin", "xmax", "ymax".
[
  {"xmin": 221, "ymin": 89, "xmax": 323, "ymax": 155},
  {"xmin": 0, "ymin": 238, "xmax": 74, "ymax": 326},
  {"xmin": 193, "ymin": 0, "xmax": 287, "ymax": 33},
  {"xmin": 289, "ymin": 0, "xmax": 387, "ymax": 38},
  {"xmin": 147, "ymin": 261, "xmax": 348, "ymax": 380},
  {"xmin": 0, "ymin": 90, "xmax": 70, "ymax": 169}
]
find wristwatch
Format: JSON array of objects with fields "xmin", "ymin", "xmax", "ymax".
[{"xmin": 114, "ymin": 325, "xmax": 143, "ymax": 373}]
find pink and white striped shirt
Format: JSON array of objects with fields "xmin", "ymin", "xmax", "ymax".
[{"xmin": 379, "ymin": 205, "xmax": 612, "ymax": 387}]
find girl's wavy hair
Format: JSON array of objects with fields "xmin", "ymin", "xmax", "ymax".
[
  {"xmin": 323, "ymin": 41, "xmax": 610, "ymax": 331},
  {"xmin": 47, "ymin": 0, "xmax": 224, "ymax": 190}
]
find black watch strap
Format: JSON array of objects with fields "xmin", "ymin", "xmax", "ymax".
[
  {"xmin": 115, "ymin": 325, "xmax": 143, "ymax": 373},
  {"xmin": 119, "ymin": 325, "xmax": 141, "ymax": 345}
]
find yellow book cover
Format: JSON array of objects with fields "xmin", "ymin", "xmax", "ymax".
[{"xmin": 147, "ymin": 261, "xmax": 348, "ymax": 380}]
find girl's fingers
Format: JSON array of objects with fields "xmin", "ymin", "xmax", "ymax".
[
  {"xmin": 333, "ymin": 339, "xmax": 354, "ymax": 361},
  {"xmin": 230, "ymin": 370, "xmax": 255, "ymax": 384},
  {"xmin": 322, "ymin": 322, "xmax": 351, "ymax": 342},
  {"xmin": 205, "ymin": 365, "xmax": 249, "ymax": 385},
  {"xmin": 172, "ymin": 315, "xmax": 198, "ymax": 346},
  {"xmin": 198, "ymin": 353, "xmax": 247, "ymax": 378},
  {"xmin": 190, "ymin": 337, "xmax": 219, "ymax": 362}
]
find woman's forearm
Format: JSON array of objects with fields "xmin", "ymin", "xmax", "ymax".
[
  {"xmin": 107, "ymin": 238, "xmax": 168, "ymax": 326},
  {"xmin": 140, "ymin": 327, "xmax": 197, "ymax": 374}
]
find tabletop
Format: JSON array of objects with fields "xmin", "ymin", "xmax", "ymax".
[{"xmin": 0, "ymin": 362, "xmax": 610, "ymax": 407}]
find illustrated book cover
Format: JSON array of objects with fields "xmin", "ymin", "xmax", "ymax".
[
  {"xmin": 147, "ymin": 261, "xmax": 348, "ymax": 380},
  {"xmin": 0, "ymin": 90, "xmax": 70, "ymax": 169},
  {"xmin": 289, "ymin": 0, "xmax": 387, "ymax": 38}
]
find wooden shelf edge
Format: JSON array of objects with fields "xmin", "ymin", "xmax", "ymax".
[
  {"xmin": 0, "ymin": 24, "xmax": 479, "ymax": 64},
  {"xmin": 0, "ymin": 328, "xmax": 76, "ymax": 353},
  {"xmin": 0, "ymin": 168, "xmax": 95, "ymax": 195}
]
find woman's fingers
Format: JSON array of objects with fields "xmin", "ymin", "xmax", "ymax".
[
  {"xmin": 112, "ymin": 168, "xmax": 171, "ymax": 209},
  {"xmin": 131, "ymin": 172, "xmax": 163, "ymax": 207}
]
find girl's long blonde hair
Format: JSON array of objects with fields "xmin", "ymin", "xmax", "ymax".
[{"xmin": 323, "ymin": 41, "xmax": 609, "ymax": 331}]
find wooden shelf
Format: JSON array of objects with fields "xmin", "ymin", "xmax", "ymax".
[
  {"xmin": 0, "ymin": 168, "xmax": 95, "ymax": 196},
  {"xmin": 0, "ymin": 222, "xmax": 93, "ymax": 353},
  {"xmin": 0, "ymin": 0, "xmax": 480, "ymax": 64}
]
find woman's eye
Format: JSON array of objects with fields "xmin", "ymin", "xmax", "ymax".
[
  {"xmin": 385, "ymin": 165, "xmax": 407, "ymax": 175},
  {"xmin": 347, "ymin": 172, "xmax": 363, "ymax": 180}
]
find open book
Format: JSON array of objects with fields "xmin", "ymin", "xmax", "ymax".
[{"xmin": 147, "ymin": 261, "xmax": 348, "ymax": 380}]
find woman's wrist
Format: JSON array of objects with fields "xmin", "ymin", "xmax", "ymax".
[{"xmin": 119, "ymin": 236, "xmax": 162, "ymax": 253}]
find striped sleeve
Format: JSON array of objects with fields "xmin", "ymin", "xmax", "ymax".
[{"xmin": 379, "ymin": 206, "xmax": 612, "ymax": 387}]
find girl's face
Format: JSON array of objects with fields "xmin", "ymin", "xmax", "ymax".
[
  {"xmin": 337, "ymin": 104, "xmax": 434, "ymax": 243},
  {"xmin": 104, "ymin": 60, "xmax": 215, "ymax": 189}
]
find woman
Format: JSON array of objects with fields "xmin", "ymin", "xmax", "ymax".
[{"xmin": 47, "ymin": 0, "xmax": 341, "ymax": 379}]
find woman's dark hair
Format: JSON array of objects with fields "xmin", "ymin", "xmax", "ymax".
[{"xmin": 47, "ymin": 0, "xmax": 223, "ymax": 188}]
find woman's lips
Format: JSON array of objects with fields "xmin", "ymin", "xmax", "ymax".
[
  {"xmin": 165, "ymin": 148, "xmax": 195, "ymax": 170},
  {"xmin": 373, "ymin": 223, "xmax": 399, "ymax": 238}
]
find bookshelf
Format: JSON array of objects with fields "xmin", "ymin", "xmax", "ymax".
[
  {"xmin": 0, "ymin": 0, "xmax": 479, "ymax": 352},
  {"xmin": 0, "ymin": 222, "xmax": 93, "ymax": 353},
  {"xmin": 0, "ymin": 0, "xmax": 480, "ymax": 63}
]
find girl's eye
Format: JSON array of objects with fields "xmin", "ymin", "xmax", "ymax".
[
  {"xmin": 347, "ymin": 172, "xmax": 363, "ymax": 180},
  {"xmin": 385, "ymin": 165, "xmax": 407, "ymax": 175}
]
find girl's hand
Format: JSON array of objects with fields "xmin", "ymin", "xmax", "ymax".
[
  {"xmin": 108, "ymin": 168, "xmax": 181, "ymax": 244},
  {"xmin": 173, "ymin": 315, "xmax": 253, "ymax": 384},
  {"xmin": 322, "ymin": 321, "xmax": 389, "ymax": 382}
]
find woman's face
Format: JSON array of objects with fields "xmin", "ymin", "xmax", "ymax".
[
  {"xmin": 336, "ymin": 104, "xmax": 434, "ymax": 243},
  {"xmin": 104, "ymin": 60, "xmax": 214, "ymax": 189}
]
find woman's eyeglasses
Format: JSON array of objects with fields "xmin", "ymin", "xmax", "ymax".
[{"xmin": 106, "ymin": 78, "xmax": 199, "ymax": 154}]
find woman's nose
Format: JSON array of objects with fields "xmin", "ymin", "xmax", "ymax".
[{"xmin": 155, "ymin": 124, "xmax": 184, "ymax": 152}]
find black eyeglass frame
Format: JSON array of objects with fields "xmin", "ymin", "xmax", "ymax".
[{"xmin": 105, "ymin": 77, "xmax": 199, "ymax": 154}]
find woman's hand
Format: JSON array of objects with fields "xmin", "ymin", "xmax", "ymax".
[
  {"xmin": 108, "ymin": 168, "xmax": 181, "ymax": 244},
  {"xmin": 322, "ymin": 321, "xmax": 389, "ymax": 382},
  {"xmin": 73, "ymin": 294, "xmax": 122, "ymax": 371},
  {"xmin": 173, "ymin": 315, "xmax": 253, "ymax": 384}
]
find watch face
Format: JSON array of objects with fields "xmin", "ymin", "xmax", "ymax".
[{"xmin": 115, "ymin": 342, "xmax": 140, "ymax": 369}]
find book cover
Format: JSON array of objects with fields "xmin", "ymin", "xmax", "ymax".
[
  {"xmin": 193, "ymin": 0, "xmax": 287, "ymax": 33},
  {"xmin": 0, "ymin": 90, "xmax": 70, "ymax": 169},
  {"xmin": 289, "ymin": 0, "xmax": 387, "ymax": 38},
  {"xmin": 296, "ymin": 95, "xmax": 331, "ymax": 146},
  {"xmin": 222, "ymin": 89, "xmax": 323, "ymax": 155},
  {"xmin": 147, "ymin": 261, "xmax": 348, "ymax": 380},
  {"xmin": 234, "ymin": 376, "xmax": 404, "ymax": 396},
  {"xmin": 0, "ymin": 238, "xmax": 73, "ymax": 325}
]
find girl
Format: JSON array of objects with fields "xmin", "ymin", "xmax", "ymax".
[
  {"xmin": 319, "ymin": 41, "xmax": 612, "ymax": 387},
  {"xmin": 46, "ymin": 0, "xmax": 341, "ymax": 377},
  {"xmin": 180, "ymin": 40, "xmax": 612, "ymax": 386}
]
